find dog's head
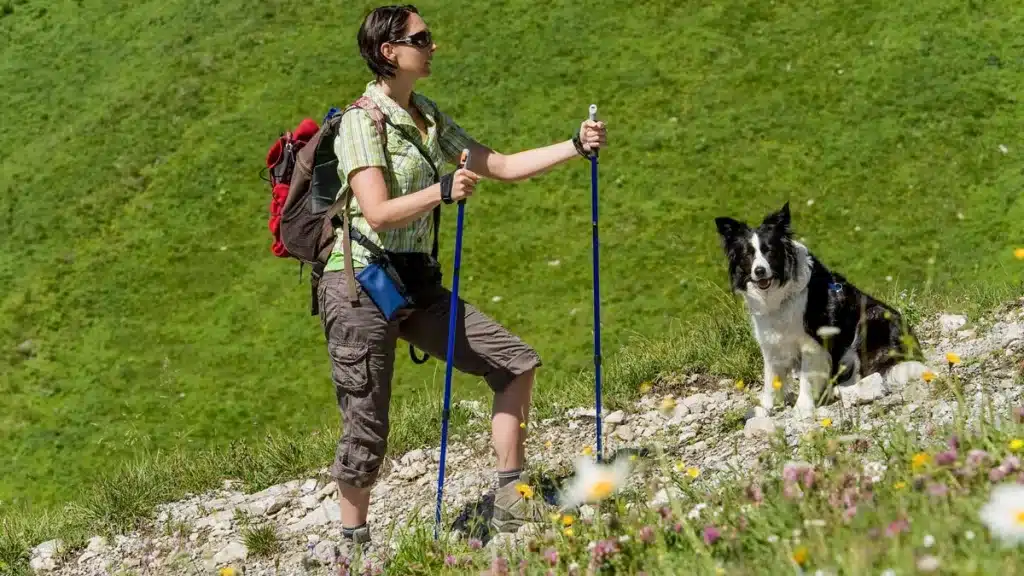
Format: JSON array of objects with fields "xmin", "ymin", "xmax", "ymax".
[{"xmin": 714, "ymin": 202, "xmax": 797, "ymax": 294}]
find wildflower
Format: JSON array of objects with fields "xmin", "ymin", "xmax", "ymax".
[
  {"xmin": 469, "ymin": 538, "xmax": 483, "ymax": 550},
  {"xmin": 219, "ymin": 569, "xmax": 238, "ymax": 576},
  {"xmin": 516, "ymin": 483, "xmax": 534, "ymax": 499},
  {"xmin": 1015, "ymin": 248, "xmax": 1024, "ymax": 260},
  {"xmin": 820, "ymin": 418, "xmax": 833, "ymax": 428},
  {"xmin": 735, "ymin": 379, "xmax": 745, "ymax": 391},
  {"xmin": 657, "ymin": 505, "xmax": 673, "ymax": 520},
  {"xmin": 1010, "ymin": 439, "xmax": 1024, "ymax": 453},
  {"xmin": 927, "ymin": 483, "xmax": 949, "ymax": 498},
  {"xmin": 703, "ymin": 525, "xmax": 721, "ymax": 546},
  {"xmin": 921, "ymin": 370, "xmax": 936, "ymax": 382},
  {"xmin": 965, "ymin": 530, "xmax": 976, "ymax": 540},
  {"xmin": 967, "ymin": 449, "xmax": 991, "ymax": 468},
  {"xmin": 520, "ymin": 421, "xmax": 527, "ymax": 429},
  {"xmin": 935, "ymin": 450, "xmax": 957, "ymax": 466},
  {"xmin": 923, "ymin": 534, "xmax": 936, "ymax": 548},
  {"xmin": 792, "ymin": 546, "xmax": 809, "ymax": 566},
  {"xmin": 687, "ymin": 467, "xmax": 700, "ymax": 479},
  {"xmin": 491, "ymin": 556, "xmax": 509, "ymax": 576},
  {"xmin": 991, "ymin": 467, "xmax": 1009, "ymax": 483},
  {"xmin": 563, "ymin": 527, "xmax": 574, "ymax": 537},
  {"xmin": 946, "ymin": 352, "xmax": 961, "ymax": 365},
  {"xmin": 772, "ymin": 376, "xmax": 783, "ymax": 390},
  {"xmin": 567, "ymin": 562, "xmax": 580, "ymax": 576},
  {"xmin": 444, "ymin": 555, "xmax": 457, "ymax": 567},
  {"xmin": 562, "ymin": 515, "xmax": 574, "ymax": 527},
  {"xmin": 911, "ymin": 452, "xmax": 931, "ymax": 471},
  {"xmin": 746, "ymin": 481, "xmax": 764, "ymax": 505},
  {"xmin": 687, "ymin": 503, "xmax": 707, "ymax": 520},
  {"xmin": 639, "ymin": 381, "xmax": 652, "ymax": 394},
  {"xmin": 557, "ymin": 455, "xmax": 631, "ymax": 508},
  {"xmin": 1004, "ymin": 456, "xmax": 1022, "ymax": 472},
  {"xmin": 639, "ymin": 525, "xmax": 656, "ymax": 544},
  {"xmin": 1014, "ymin": 406, "xmax": 1024, "ymax": 424},
  {"xmin": 885, "ymin": 517, "xmax": 910, "ymax": 537},
  {"xmin": 659, "ymin": 393, "xmax": 675, "ymax": 412},
  {"xmin": 582, "ymin": 446, "xmax": 593, "ymax": 456},
  {"xmin": 543, "ymin": 548, "xmax": 558, "ymax": 566},
  {"xmin": 894, "ymin": 481, "xmax": 907, "ymax": 490},
  {"xmin": 545, "ymin": 440, "xmax": 553, "ymax": 449}
]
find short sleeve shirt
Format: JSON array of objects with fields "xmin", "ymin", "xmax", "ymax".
[{"xmin": 326, "ymin": 81, "xmax": 477, "ymax": 271}]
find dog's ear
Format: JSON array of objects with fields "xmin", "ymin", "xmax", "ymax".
[
  {"xmin": 761, "ymin": 202, "xmax": 792, "ymax": 236},
  {"xmin": 715, "ymin": 217, "xmax": 746, "ymax": 242}
]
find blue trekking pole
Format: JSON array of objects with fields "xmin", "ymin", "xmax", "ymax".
[
  {"xmin": 435, "ymin": 148, "xmax": 471, "ymax": 540},
  {"xmin": 588, "ymin": 104, "xmax": 604, "ymax": 463}
]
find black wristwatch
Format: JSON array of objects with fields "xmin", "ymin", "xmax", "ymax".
[
  {"xmin": 572, "ymin": 129, "xmax": 590, "ymax": 159},
  {"xmin": 440, "ymin": 172, "xmax": 455, "ymax": 204}
]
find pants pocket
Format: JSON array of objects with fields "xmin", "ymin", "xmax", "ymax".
[{"xmin": 329, "ymin": 341, "xmax": 371, "ymax": 396}]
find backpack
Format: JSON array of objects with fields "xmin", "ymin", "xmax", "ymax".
[{"xmin": 262, "ymin": 96, "xmax": 440, "ymax": 364}]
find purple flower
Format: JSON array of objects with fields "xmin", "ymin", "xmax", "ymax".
[
  {"xmin": 935, "ymin": 450, "xmax": 957, "ymax": 466},
  {"xmin": 544, "ymin": 548, "xmax": 559, "ymax": 567},
  {"xmin": 746, "ymin": 482, "xmax": 764, "ymax": 504},
  {"xmin": 657, "ymin": 505, "xmax": 673, "ymax": 520},
  {"xmin": 966, "ymin": 449, "xmax": 991, "ymax": 468},
  {"xmin": 990, "ymin": 467, "xmax": 1008, "ymax": 483},
  {"xmin": 885, "ymin": 518, "xmax": 910, "ymax": 538},
  {"xmin": 591, "ymin": 538, "xmax": 620, "ymax": 565},
  {"xmin": 948, "ymin": 435, "xmax": 960, "ymax": 451},
  {"xmin": 927, "ymin": 483, "xmax": 949, "ymax": 498},
  {"xmin": 445, "ymin": 555, "xmax": 457, "ymax": 567},
  {"xmin": 639, "ymin": 525, "xmax": 656, "ymax": 544},
  {"xmin": 1002, "ymin": 456, "xmax": 1021, "ymax": 473},
  {"xmin": 672, "ymin": 522, "xmax": 683, "ymax": 533},
  {"xmin": 703, "ymin": 525, "xmax": 721, "ymax": 546},
  {"xmin": 468, "ymin": 538, "xmax": 483, "ymax": 550}
]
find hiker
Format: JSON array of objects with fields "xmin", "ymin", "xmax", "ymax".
[{"xmin": 319, "ymin": 4, "xmax": 607, "ymax": 550}]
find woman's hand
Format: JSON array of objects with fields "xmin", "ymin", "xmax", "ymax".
[
  {"xmin": 450, "ymin": 167, "xmax": 479, "ymax": 202},
  {"xmin": 578, "ymin": 118, "xmax": 607, "ymax": 153}
]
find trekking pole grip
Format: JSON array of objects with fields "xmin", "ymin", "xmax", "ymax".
[{"xmin": 588, "ymin": 104, "xmax": 599, "ymax": 159}]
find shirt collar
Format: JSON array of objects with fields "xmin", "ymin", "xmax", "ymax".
[{"xmin": 363, "ymin": 81, "xmax": 437, "ymax": 131}]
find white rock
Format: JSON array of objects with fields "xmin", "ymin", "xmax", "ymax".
[
  {"xmin": 397, "ymin": 460, "xmax": 427, "ymax": 480},
  {"xmin": 300, "ymin": 478, "xmax": 318, "ymax": 493},
  {"xmin": 886, "ymin": 361, "xmax": 931, "ymax": 389},
  {"xmin": 605, "ymin": 410, "xmax": 626, "ymax": 424},
  {"xmin": 30, "ymin": 556, "xmax": 56, "ymax": 572},
  {"xmin": 212, "ymin": 541, "xmax": 248, "ymax": 566},
  {"xmin": 840, "ymin": 373, "xmax": 886, "ymax": 407},
  {"xmin": 939, "ymin": 314, "xmax": 967, "ymax": 333},
  {"xmin": 743, "ymin": 417, "xmax": 776, "ymax": 437}
]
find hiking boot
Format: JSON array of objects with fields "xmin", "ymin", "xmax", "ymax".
[
  {"xmin": 334, "ymin": 525, "xmax": 371, "ymax": 573},
  {"xmin": 490, "ymin": 472, "xmax": 556, "ymax": 534}
]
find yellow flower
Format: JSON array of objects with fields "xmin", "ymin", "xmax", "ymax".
[
  {"xmin": 564, "ymin": 527, "xmax": 575, "ymax": 537},
  {"xmin": 946, "ymin": 352, "xmax": 961, "ymax": 365},
  {"xmin": 549, "ymin": 512, "xmax": 561, "ymax": 523},
  {"xmin": 820, "ymin": 418, "xmax": 833, "ymax": 428},
  {"xmin": 792, "ymin": 546, "xmax": 809, "ymax": 566},
  {"xmin": 912, "ymin": 452, "xmax": 931, "ymax": 471},
  {"xmin": 1014, "ymin": 247, "xmax": 1024, "ymax": 260},
  {"xmin": 735, "ymin": 379, "xmax": 745, "ymax": 391},
  {"xmin": 772, "ymin": 376, "xmax": 783, "ymax": 390},
  {"xmin": 639, "ymin": 381, "xmax": 653, "ymax": 394},
  {"xmin": 520, "ymin": 421, "xmax": 527, "ymax": 429},
  {"xmin": 894, "ymin": 481, "xmax": 907, "ymax": 490},
  {"xmin": 515, "ymin": 483, "xmax": 534, "ymax": 499},
  {"xmin": 545, "ymin": 440, "xmax": 553, "ymax": 450},
  {"xmin": 687, "ymin": 467, "xmax": 700, "ymax": 479},
  {"xmin": 1010, "ymin": 439, "xmax": 1024, "ymax": 452},
  {"xmin": 660, "ymin": 396, "xmax": 677, "ymax": 414},
  {"xmin": 921, "ymin": 370, "xmax": 935, "ymax": 383},
  {"xmin": 674, "ymin": 461, "xmax": 686, "ymax": 473},
  {"xmin": 218, "ymin": 569, "xmax": 238, "ymax": 576},
  {"xmin": 582, "ymin": 446, "xmax": 594, "ymax": 456},
  {"xmin": 562, "ymin": 515, "xmax": 575, "ymax": 527}
]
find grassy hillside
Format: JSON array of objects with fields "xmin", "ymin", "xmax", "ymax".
[{"xmin": 2, "ymin": 0, "xmax": 1023, "ymax": 513}]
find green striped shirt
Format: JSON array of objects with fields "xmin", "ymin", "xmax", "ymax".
[{"xmin": 326, "ymin": 81, "xmax": 476, "ymax": 271}]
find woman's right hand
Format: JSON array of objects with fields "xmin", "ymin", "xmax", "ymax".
[{"xmin": 449, "ymin": 167, "xmax": 479, "ymax": 202}]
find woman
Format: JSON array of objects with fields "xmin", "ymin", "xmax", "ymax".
[{"xmin": 319, "ymin": 3, "xmax": 607, "ymax": 550}]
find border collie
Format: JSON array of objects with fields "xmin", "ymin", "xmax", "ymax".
[{"xmin": 714, "ymin": 202, "xmax": 926, "ymax": 419}]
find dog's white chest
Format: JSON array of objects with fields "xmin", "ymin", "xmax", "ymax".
[{"xmin": 748, "ymin": 293, "xmax": 808, "ymax": 367}]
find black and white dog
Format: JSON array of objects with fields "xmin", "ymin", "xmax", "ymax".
[{"xmin": 714, "ymin": 202, "xmax": 927, "ymax": 419}]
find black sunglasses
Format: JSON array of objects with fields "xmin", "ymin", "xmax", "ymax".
[{"xmin": 390, "ymin": 29, "xmax": 432, "ymax": 49}]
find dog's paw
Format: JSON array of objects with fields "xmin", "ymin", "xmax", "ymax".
[
  {"xmin": 794, "ymin": 395, "xmax": 816, "ymax": 420},
  {"xmin": 749, "ymin": 405, "xmax": 769, "ymax": 420}
]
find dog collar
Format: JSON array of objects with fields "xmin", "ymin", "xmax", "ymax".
[{"xmin": 829, "ymin": 282, "xmax": 844, "ymax": 293}]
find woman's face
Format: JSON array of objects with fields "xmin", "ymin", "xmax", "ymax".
[{"xmin": 384, "ymin": 12, "xmax": 436, "ymax": 79}]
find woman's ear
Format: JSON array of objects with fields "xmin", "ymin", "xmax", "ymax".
[{"xmin": 379, "ymin": 42, "xmax": 395, "ymax": 64}]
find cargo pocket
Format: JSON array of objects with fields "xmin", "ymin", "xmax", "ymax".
[{"xmin": 329, "ymin": 341, "xmax": 371, "ymax": 396}]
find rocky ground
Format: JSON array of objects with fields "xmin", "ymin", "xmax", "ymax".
[{"xmin": 28, "ymin": 297, "xmax": 1024, "ymax": 575}]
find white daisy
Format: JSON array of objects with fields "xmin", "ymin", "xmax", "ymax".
[
  {"xmin": 979, "ymin": 484, "xmax": 1024, "ymax": 546},
  {"xmin": 557, "ymin": 455, "xmax": 631, "ymax": 509}
]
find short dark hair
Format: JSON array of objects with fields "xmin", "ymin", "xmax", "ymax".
[{"xmin": 357, "ymin": 4, "xmax": 420, "ymax": 79}]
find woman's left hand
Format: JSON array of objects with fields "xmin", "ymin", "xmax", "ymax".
[{"xmin": 578, "ymin": 118, "xmax": 607, "ymax": 153}]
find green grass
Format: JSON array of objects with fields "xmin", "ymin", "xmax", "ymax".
[{"xmin": 2, "ymin": 0, "xmax": 1023, "ymax": 525}]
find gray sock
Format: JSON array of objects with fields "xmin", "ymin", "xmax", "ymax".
[{"xmin": 497, "ymin": 468, "xmax": 522, "ymax": 488}]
